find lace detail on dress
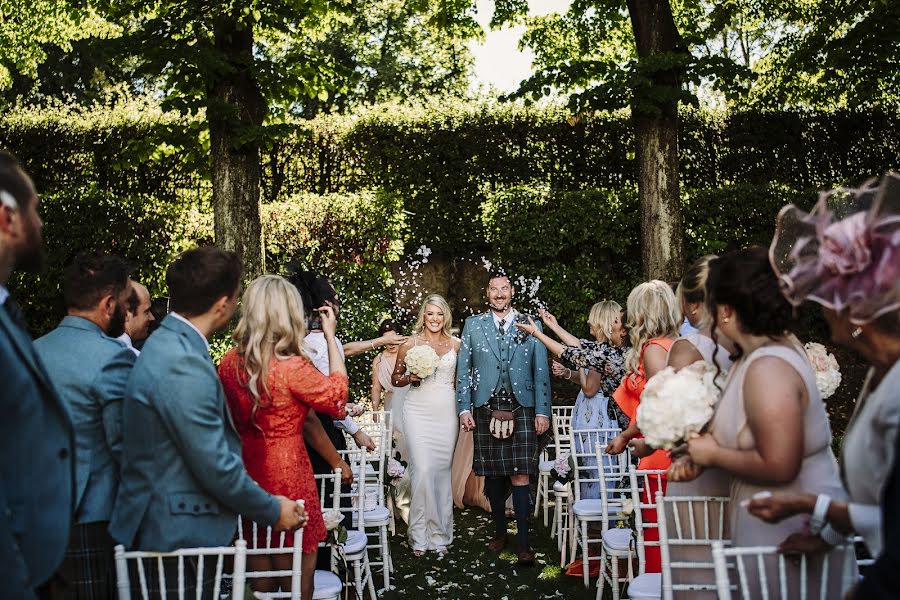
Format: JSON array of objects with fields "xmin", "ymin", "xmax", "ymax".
[{"xmin": 416, "ymin": 350, "xmax": 457, "ymax": 390}]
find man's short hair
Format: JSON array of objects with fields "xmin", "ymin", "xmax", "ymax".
[
  {"xmin": 487, "ymin": 267, "xmax": 512, "ymax": 286},
  {"xmin": 62, "ymin": 254, "xmax": 133, "ymax": 311},
  {"xmin": 125, "ymin": 286, "xmax": 139, "ymax": 315},
  {"xmin": 0, "ymin": 150, "xmax": 34, "ymax": 210},
  {"xmin": 166, "ymin": 247, "xmax": 241, "ymax": 316}
]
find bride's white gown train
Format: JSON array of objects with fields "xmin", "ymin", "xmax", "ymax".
[{"xmin": 402, "ymin": 349, "xmax": 459, "ymax": 552}]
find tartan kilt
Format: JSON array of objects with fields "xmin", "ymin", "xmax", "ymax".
[
  {"xmin": 55, "ymin": 521, "xmax": 117, "ymax": 600},
  {"xmin": 473, "ymin": 394, "xmax": 550, "ymax": 477}
]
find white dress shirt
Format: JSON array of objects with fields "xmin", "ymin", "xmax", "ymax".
[
  {"xmin": 0, "ymin": 285, "xmax": 8, "ymax": 306},
  {"xmin": 491, "ymin": 308, "xmax": 518, "ymax": 334},
  {"xmin": 116, "ymin": 332, "xmax": 141, "ymax": 356},
  {"xmin": 303, "ymin": 331, "xmax": 359, "ymax": 435}
]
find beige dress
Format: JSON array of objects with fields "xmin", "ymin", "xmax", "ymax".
[
  {"xmin": 665, "ymin": 333, "xmax": 733, "ymax": 598},
  {"xmin": 713, "ymin": 341, "xmax": 852, "ymax": 599}
]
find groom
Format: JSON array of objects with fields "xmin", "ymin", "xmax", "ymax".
[{"xmin": 457, "ymin": 269, "xmax": 551, "ymax": 565}]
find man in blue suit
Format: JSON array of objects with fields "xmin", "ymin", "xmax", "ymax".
[
  {"xmin": 34, "ymin": 253, "xmax": 136, "ymax": 598},
  {"xmin": 110, "ymin": 247, "xmax": 305, "ymax": 591},
  {"xmin": 456, "ymin": 269, "xmax": 551, "ymax": 565},
  {"xmin": 0, "ymin": 150, "xmax": 76, "ymax": 599}
]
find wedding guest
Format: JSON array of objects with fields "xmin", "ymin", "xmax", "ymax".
[
  {"xmin": 110, "ymin": 248, "xmax": 307, "ymax": 594},
  {"xmin": 745, "ymin": 174, "xmax": 900, "ymax": 591},
  {"xmin": 605, "ymin": 280, "xmax": 680, "ymax": 573},
  {"xmin": 117, "ymin": 279, "xmax": 154, "ymax": 355},
  {"xmin": 685, "ymin": 246, "xmax": 850, "ymax": 597},
  {"xmin": 370, "ymin": 318, "xmax": 404, "ymax": 416},
  {"xmin": 0, "ymin": 149, "xmax": 75, "ymax": 599},
  {"xmin": 220, "ymin": 275, "xmax": 348, "ymax": 600},
  {"xmin": 33, "ymin": 253, "xmax": 136, "ymax": 599}
]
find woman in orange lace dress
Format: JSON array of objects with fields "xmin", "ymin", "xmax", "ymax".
[
  {"xmin": 219, "ymin": 275, "xmax": 348, "ymax": 600},
  {"xmin": 606, "ymin": 280, "xmax": 681, "ymax": 573}
]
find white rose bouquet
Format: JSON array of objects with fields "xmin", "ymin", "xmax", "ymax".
[
  {"xmin": 387, "ymin": 458, "xmax": 406, "ymax": 479},
  {"xmin": 322, "ymin": 508, "xmax": 347, "ymax": 546},
  {"xmin": 804, "ymin": 342, "xmax": 841, "ymax": 399},
  {"xmin": 404, "ymin": 344, "xmax": 441, "ymax": 387},
  {"xmin": 637, "ymin": 362, "xmax": 720, "ymax": 450}
]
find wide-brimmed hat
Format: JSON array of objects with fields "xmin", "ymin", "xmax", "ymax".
[{"xmin": 769, "ymin": 172, "xmax": 900, "ymax": 325}]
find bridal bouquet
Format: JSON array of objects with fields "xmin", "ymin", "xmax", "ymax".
[
  {"xmin": 804, "ymin": 342, "xmax": 842, "ymax": 399},
  {"xmin": 404, "ymin": 345, "xmax": 441, "ymax": 387},
  {"xmin": 637, "ymin": 362, "xmax": 719, "ymax": 450}
]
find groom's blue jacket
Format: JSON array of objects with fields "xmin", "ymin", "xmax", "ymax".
[{"xmin": 456, "ymin": 312, "xmax": 551, "ymax": 416}]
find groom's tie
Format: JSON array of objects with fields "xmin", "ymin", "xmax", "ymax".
[{"xmin": 498, "ymin": 319, "xmax": 506, "ymax": 336}]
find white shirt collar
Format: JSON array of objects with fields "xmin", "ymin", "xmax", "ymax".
[
  {"xmin": 491, "ymin": 309, "xmax": 517, "ymax": 332},
  {"xmin": 0, "ymin": 285, "xmax": 8, "ymax": 306},
  {"xmin": 170, "ymin": 312, "xmax": 210, "ymax": 351},
  {"xmin": 116, "ymin": 332, "xmax": 140, "ymax": 356}
]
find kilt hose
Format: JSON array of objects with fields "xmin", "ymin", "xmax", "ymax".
[{"xmin": 473, "ymin": 392, "xmax": 551, "ymax": 478}]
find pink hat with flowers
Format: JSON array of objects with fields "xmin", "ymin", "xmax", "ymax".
[{"xmin": 769, "ymin": 173, "xmax": 900, "ymax": 325}]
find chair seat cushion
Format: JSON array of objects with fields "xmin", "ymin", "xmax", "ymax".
[
  {"xmin": 602, "ymin": 527, "xmax": 633, "ymax": 552},
  {"xmin": 572, "ymin": 499, "xmax": 605, "ymax": 516},
  {"xmin": 627, "ymin": 572, "xmax": 661, "ymax": 600},
  {"xmin": 539, "ymin": 460, "xmax": 555, "ymax": 473},
  {"xmin": 352, "ymin": 505, "xmax": 391, "ymax": 526},
  {"xmin": 341, "ymin": 530, "xmax": 368, "ymax": 555},
  {"xmin": 312, "ymin": 570, "xmax": 343, "ymax": 598}
]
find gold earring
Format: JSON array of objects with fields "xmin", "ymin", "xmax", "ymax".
[
  {"xmin": 723, "ymin": 317, "xmax": 730, "ymax": 323},
  {"xmin": 691, "ymin": 310, "xmax": 698, "ymax": 315},
  {"xmin": 851, "ymin": 327, "xmax": 863, "ymax": 338}
]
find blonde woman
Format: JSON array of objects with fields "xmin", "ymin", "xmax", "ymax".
[
  {"xmin": 392, "ymin": 294, "xmax": 461, "ymax": 556},
  {"xmin": 606, "ymin": 280, "xmax": 681, "ymax": 573},
  {"xmin": 218, "ymin": 275, "xmax": 348, "ymax": 600}
]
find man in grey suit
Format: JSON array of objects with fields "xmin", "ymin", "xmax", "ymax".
[
  {"xmin": 0, "ymin": 150, "xmax": 76, "ymax": 599},
  {"xmin": 456, "ymin": 269, "xmax": 551, "ymax": 565},
  {"xmin": 34, "ymin": 253, "xmax": 137, "ymax": 598},
  {"xmin": 110, "ymin": 248, "xmax": 305, "ymax": 591}
]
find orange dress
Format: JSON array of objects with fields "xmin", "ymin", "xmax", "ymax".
[
  {"xmin": 219, "ymin": 350, "xmax": 348, "ymax": 553},
  {"xmin": 612, "ymin": 337, "xmax": 674, "ymax": 573}
]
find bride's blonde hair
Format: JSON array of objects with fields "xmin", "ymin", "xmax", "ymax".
[
  {"xmin": 233, "ymin": 275, "xmax": 310, "ymax": 423},
  {"xmin": 414, "ymin": 294, "xmax": 453, "ymax": 337},
  {"xmin": 624, "ymin": 280, "xmax": 680, "ymax": 374}
]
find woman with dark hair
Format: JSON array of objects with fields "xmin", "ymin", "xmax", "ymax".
[
  {"xmin": 684, "ymin": 246, "xmax": 851, "ymax": 597},
  {"xmin": 370, "ymin": 318, "xmax": 404, "ymax": 417},
  {"xmin": 744, "ymin": 174, "xmax": 900, "ymax": 598}
]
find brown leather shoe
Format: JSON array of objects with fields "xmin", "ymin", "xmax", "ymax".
[
  {"xmin": 517, "ymin": 545, "xmax": 535, "ymax": 566},
  {"xmin": 487, "ymin": 533, "xmax": 507, "ymax": 553}
]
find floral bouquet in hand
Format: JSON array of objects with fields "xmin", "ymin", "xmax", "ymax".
[
  {"xmin": 637, "ymin": 362, "xmax": 719, "ymax": 450},
  {"xmin": 804, "ymin": 342, "xmax": 841, "ymax": 399},
  {"xmin": 322, "ymin": 508, "xmax": 347, "ymax": 546},
  {"xmin": 404, "ymin": 345, "xmax": 440, "ymax": 387}
]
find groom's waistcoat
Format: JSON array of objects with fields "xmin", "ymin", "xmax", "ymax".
[{"xmin": 456, "ymin": 312, "xmax": 551, "ymax": 416}]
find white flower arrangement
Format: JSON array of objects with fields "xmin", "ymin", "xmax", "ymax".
[
  {"xmin": 404, "ymin": 344, "xmax": 441, "ymax": 386},
  {"xmin": 387, "ymin": 458, "xmax": 406, "ymax": 479},
  {"xmin": 804, "ymin": 342, "xmax": 842, "ymax": 399},
  {"xmin": 553, "ymin": 452, "xmax": 571, "ymax": 477},
  {"xmin": 322, "ymin": 509, "xmax": 345, "ymax": 531},
  {"xmin": 637, "ymin": 362, "xmax": 720, "ymax": 450}
]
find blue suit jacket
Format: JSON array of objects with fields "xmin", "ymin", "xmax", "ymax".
[
  {"xmin": 109, "ymin": 315, "xmax": 280, "ymax": 551},
  {"xmin": 456, "ymin": 312, "xmax": 552, "ymax": 416},
  {"xmin": 0, "ymin": 300, "xmax": 75, "ymax": 598},
  {"xmin": 34, "ymin": 316, "xmax": 135, "ymax": 524}
]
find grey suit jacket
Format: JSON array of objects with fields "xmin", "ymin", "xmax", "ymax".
[
  {"xmin": 0, "ymin": 300, "xmax": 75, "ymax": 598},
  {"xmin": 35, "ymin": 316, "xmax": 136, "ymax": 524},
  {"xmin": 456, "ymin": 312, "xmax": 551, "ymax": 416},
  {"xmin": 109, "ymin": 315, "xmax": 280, "ymax": 551}
]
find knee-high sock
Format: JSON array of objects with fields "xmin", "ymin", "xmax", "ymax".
[
  {"xmin": 512, "ymin": 484, "xmax": 531, "ymax": 548},
  {"xmin": 485, "ymin": 477, "xmax": 508, "ymax": 537}
]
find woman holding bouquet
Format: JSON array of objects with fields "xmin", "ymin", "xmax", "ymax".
[
  {"xmin": 744, "ymin": 174, "xmax": 900, "ymax": 597},
  {"xmin": 685, "ymin": 247, "xmax": 851, "ymax": 598},
  {"xmin": 392, "ymin": 294, "xmax": 460, "ymax": 555}
]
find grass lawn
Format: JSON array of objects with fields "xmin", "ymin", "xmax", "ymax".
[{"xmin": 380, "ymin": 507, "xmax": 592, "ymax": 600}]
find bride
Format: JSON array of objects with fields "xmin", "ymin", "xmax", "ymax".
[{"xmin": 391, "ymin": 294, "xmax": 460, "ymax": 556}]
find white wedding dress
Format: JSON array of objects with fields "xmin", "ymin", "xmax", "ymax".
[{"xmin": 402, "ymin": 347, "xmax": 459, "ymax": 552}]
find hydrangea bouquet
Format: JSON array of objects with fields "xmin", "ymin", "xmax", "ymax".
[
  {"xmin": 804, "ymin": 342, "xmax": 842, "ymax": 399},
  {"xmin": 404, "ymin": 345, "xmax": 441, "ymax": 387},
  {"xmin": 637, "ymin": 362, "xmax": 720, "ymax": 450}
]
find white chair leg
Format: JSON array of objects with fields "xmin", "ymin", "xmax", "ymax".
[
  {"xmin": 610, "ymin": 550, "xmax": 621, "ymax": 600},
  {"xmin": 380, "ymin": 525, "xmax": 391, "ymax": 590},
  {"xmin": 596, "ymin": 548, "xmax": 607, "ymax": 600},
  {"xmin": 364, "ymin": 554, "xmax": 377, "ymax": 600},
  {"xmin": 582, "ymin": 521, "xmax": 590, "ymax": 588},
  {"xmin": 543, "ymin": 484, "xmax": 551, "ymax": 527}
]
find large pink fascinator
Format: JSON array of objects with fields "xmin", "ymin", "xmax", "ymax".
[{"xmin": 770, "ymin": 172, "xmax": 900, "ymax": 325}]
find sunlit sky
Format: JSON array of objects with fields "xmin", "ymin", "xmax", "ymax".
[{"xmin": 470, "ymin": 0, "xmax": 572, "ymax": 94}]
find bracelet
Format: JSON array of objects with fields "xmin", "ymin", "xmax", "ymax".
[
  {"xmin": 810, "ymin": 494, "xmax": 831, "ymax": 535},
  {"xmin": 565, "ymin": 368, "xmax": 573, "ymax": 379},
  {"xmin": 820, "ymin": 523, "xmax": 848, "ymax": 547}
]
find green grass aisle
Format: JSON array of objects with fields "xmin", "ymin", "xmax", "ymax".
[{"xmin": 381, "ymin": 507, "xmax": 590, "ymax": 599}]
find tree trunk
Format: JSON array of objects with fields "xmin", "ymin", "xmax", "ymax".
[
  {"xmin": 627, "ymin": 0, "xmax": 685, "ymax": 280},
  {"xmin": 208, "ymin": 14, "xmax": 266, "ymax": 279}
]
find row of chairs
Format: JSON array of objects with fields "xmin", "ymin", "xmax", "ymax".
[{"xmin": 114, "ymin": 410, "xmax": 399, "ymax": 600}]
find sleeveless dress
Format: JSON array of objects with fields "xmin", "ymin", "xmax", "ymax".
[
  {"xmin": 712, "ymin": 342, "xmax": 853, "ymax": 599},
  {"xmin": 612, "ymin": 337, "xmax": 674, "ymax": 573},
  {"xmin": 218, "ymin": 350, "xmax": 348, "ymax": 553},
  {"xmin": 403, "ymin": 345, "xmax": 459, "ymax": 551},
  {"xmin": 664, "ymin": 333, "xmax": 733, "ymax": 598}
]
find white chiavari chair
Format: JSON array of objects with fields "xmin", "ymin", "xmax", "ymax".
[
  {"xmin": 548, "ymin": 406, "xmax": 576, "ymax": 565},
  {"xmin": 658, "ymin": 493, "xmax": 730, "ymax": 600},
  {"xmin": 114, "ymin": 540, "xmax": 247, "ymax": 600},
  {"xmin": 536, "ymin": 405, "xmax": 575, "ymax": 526}
]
